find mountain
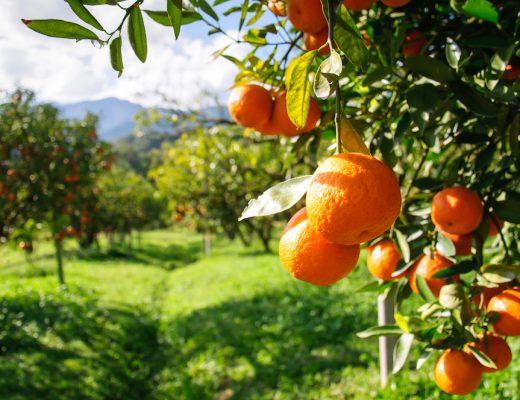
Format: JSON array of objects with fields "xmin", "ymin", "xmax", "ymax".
[
  {"xmin": 57, "ymin": 97, "xmax": 231, "ymax": 142},
  {"xmin": 57, "ymin": 97, "xmax": 145, "ymax": 142}
]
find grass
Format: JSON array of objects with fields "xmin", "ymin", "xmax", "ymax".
[{"xmin": 0, "ymin": 230, "xmax": 518, "ymax": 399}]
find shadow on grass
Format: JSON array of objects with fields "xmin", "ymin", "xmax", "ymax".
[
  {"xmin": 77, "ymin": 241, "xmax": 202, "ymax": 270},
  {"xmin": 157, "ymin": 288, "xmax": 376, "ymax": 400},
  {"xmin": 0, "ymin": 287, "xmax": 164, "ymax": 400}
]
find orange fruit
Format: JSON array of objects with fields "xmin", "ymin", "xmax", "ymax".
[
  {"xmin": 268, "ymin": 0, "xmax": 286, "ymax": 16},
  {"xmin": 434, "ymin": 349, "xmax": 483, "ymax": 395},
  {"xmin": 438, "ymin": 229, "xmax": 472, "ymax": 256},
  {"xmin": 287, "ymin": 0, "xmax": 328, "ymax": 34},
  {"xmin": 306, "ymin": 153, "xmax": 401, "ymax": 245},
  {"xmin": 256, "ymin": 119, "xmax": 279, "ymax": 136},
  {"xmin": 271, "ymin": 92, "xmax": 321, "ymax": 137},
  {"xmin": 366, "ymin": 239, "xmax": 404, "ymax": 281},
  {"xmin": 279, "ymin": 208, "xmax": 360, "ymax": 286},
  {"xmin": 381, "ymin": 0, "xmax": 411, "ymax": 7},
  {"xmin": 228, "ymin": 84, "xmax": 273, "ymax": 129},
  {"xmin": 472, "ymin": 285, "xmax": 504, "ymax": 309},
  {"xmin": 409, "ymin": 252, "xmax": 454, "ymax": 297},
  {"xmin": 304, "ymin": 29, "xmax": 329, "ymax": 55},
  {"xmin": 343, "ymin": 0, "xmax": 376, "ymax": 11},
  {"xmin": 402, "ymin": 30, "xmax": 427, "ymax": 57},
  {"xmin": 487, "ymin": 288, "xmax": 520, "ymax": 336},
  {"xmin": 488, "ymin": 213, "xmax": 504, "ymax": 237},
  {"xmin": 465, "ymin": 333, "xmax": 512, "ymax": 373},
  {"xmin": 431, "ymin": 187, "xmax": 484, "ymax": 235}
]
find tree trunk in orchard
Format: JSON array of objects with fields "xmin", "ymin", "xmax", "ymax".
[{"xmin": 203, "ymin": 229, "xmax": 212, "ymax": 257}]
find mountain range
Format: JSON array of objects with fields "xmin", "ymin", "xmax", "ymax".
[{"xmin": 57, "ymin": 97, "xmax": 231, "ymax": 142}]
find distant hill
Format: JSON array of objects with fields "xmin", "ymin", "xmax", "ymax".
[
  {"xmin": 56, "ymin": 97, "xmax": 231, "ymax": 142},
  {"xmin": 57, "ymin": 97, "xmax": 144, "ymax": 141}
]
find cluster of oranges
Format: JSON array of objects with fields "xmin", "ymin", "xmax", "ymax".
[
  {"xmin": 364, "ymin": 185, "xmax": 518, "ymax": 395},
  {"xmin": 279, "ymin": 152, "xmax": 401, "ymax": 285},
  {"xmin": 228, "ymin": 84, "xmax": 321, "ymax": 137},
  {"xmin": 434, "ymin": 286, "xmax": 519, "ymax": 395}
]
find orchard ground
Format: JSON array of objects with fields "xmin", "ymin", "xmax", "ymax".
[{"xmin": 0, "ymin": 229, "xmax": 518, "ymax": 400}]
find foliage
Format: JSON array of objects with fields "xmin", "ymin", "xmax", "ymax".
[{"xmin": 149, "ymin": 127, "xmax": 310, "ymax": 251}]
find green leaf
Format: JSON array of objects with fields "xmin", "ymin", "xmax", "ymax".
[
  {"xmin": 285, "ymin": 51, "xmax": 317, "ymax": 129},
  {"xmin": 486, "ymin": 44, "xmax": 515, "ymax": 90},
  {"xmin": 356, "ymin": 325, "xmax": 403, "ymax": 339},
  {"xmin": 416, "ymin": 348, "xmax": 433, "ymax": 370},
  {"xmin": 405, "ymin": 56, "xmax": 455, "ymax": 83},
  {"xmin": 198, "ymin": 0, "xmax": 219, "ymax": 21},
  {"xmin": 109, "ymin": 36, "xmax": 123, "ymax": 77},
  {"xmin": 432, "ymin": 260, "xmax": 475, "ymax": 278},
  {"xmin": 239, "ymin": 0, "xmax": 249, "ymax": 31},
  {"xmin": 167, "ymin": 0, "xmax": 183, "ymax": 39},
  {"xmin": 66, "ymin": 0, "xmax": 103, "ymax": 30},
  {"xmin": 445, "ymin": 37, "xmax": 461, "ymax": 70},
  {"xmin": 22, "ymin": 19, "xmax": 99, "ymax": 40},
  {"xmin": 436, "ymin": 234, "xmax": 456, "ymax": 257},
  {"xmin": 406, "ymin": 84, "xmax": 440, "ymax": 112},
  {"xmin": 393, "ymin": 333, "xmax": 414, "ymax": 374},
  {"xmin": 439, "ymin": 283, "xmax": 465, "ymax": 309},
  {"xmin": 238, "ymin": 175, "xmax": 313, "ymax": 221},
  {"xmin": 493, "ymin": 199, "xmax": 520, "ymax": 223},
  {"xmin": 144, "ymin": 10, "xmax": 201, "ymax": 26},
  {"xmin": 415, "ymin": 275, "xmax": 436, "ymax": 302},
  {"xmin": 394, "ymin": 229, "xmax": 410, "ymax": 263},
  {"xmin": 314, "ymin": 51, "xmax": 342, "ymax": 100},
  {"xmin": 128, "ymin": 6, "xmax": 147, "ymax": 63},
  {"xmin": 334, "ymin": 6, "xmax": 368, "ymax": 69},
  {"xmin": 480, "ymin": 264, "xmax": 520, "ymax": 284},
  {"xmin": 363, "ymin": 66, "xmax": 392, "ymax": 86},
  {"xmin": 466, "ymin": 346, "xmax": 497, "ymax": 370},
  {"xmin": 462, "ymin": 0, "xmax": 498, "ymax": 23},
  {"xmin": 448, "ymin": 80, "xmax": 499, "ymax": 116}
]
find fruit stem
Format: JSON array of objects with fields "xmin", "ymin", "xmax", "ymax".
[{"xmin": 325, "ymin": 0, "xmax": 342, "ymax": 153}]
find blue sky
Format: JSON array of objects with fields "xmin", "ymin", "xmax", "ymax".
[{"xmin": 0, "ymin": 0, "xmax": 279, "ymax": 107}]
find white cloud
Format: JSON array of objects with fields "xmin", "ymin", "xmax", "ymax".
[{"xmin": 0, "ymin": 0, "xmax": 250, "ymax": 107}]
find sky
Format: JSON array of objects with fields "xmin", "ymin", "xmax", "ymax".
[{"xmin": 0, "ymin": 0, "xmax": 260, "ymax": 108}]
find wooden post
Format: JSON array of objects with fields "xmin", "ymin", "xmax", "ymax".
[
  {"xmin": 54, "ymin": 239, "xmax": 65, "ymax": 285},
  {"xmin": 204, "ymin": 229, "xmax": 212, "ymax": 257},
  {"xmin": 378, "ymin": 294, "xmax": 396, "ymax": 387}
]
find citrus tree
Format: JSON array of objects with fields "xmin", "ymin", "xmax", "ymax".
[
  {"xmin": 22, "ymin": 0, "xmax": 520, "ymax": 394},
  {"xmin": 0, "ymin": 89, "xmax": 114, "ymax": 283}
]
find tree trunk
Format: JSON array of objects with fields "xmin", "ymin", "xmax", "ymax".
[
  {"xmin": 54, "ymin": 239, "xmax": 65, "ymax": 285},
  {"xmin": 203, "ymin": 229, "xmax": 212, "ymax": 257}
]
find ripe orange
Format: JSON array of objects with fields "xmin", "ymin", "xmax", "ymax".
[
  {"xmin": 304, "ymin": 29, "xmax": 329, "ymax": 55},
  {"xmin": 487, "ymin": 288, "xmax": 520, "ymax": 336},
  {"xmin": 268, "ymin": 0, "xmax": 286, "ymax": 16},
  {"xmin": 431, "ymin": 187, "xmax": 483, "ymax": 235},
  {"xmin": 465, "ymin": 334, "xmax": 512, "ymax": 373},
  {"xmin": 306, "ymin": 153, "xmax": 401, "ymax": 245},
  {"xmin": 472, "ymin": 285, "xmax": 504, "ymax": 309},
  {"xmin": 434, "ymin": 349, "xmax": 483, "ymax": 395},
  {"xmin": 287, "ymin": 0, "xmax": 328, "ymax": 34},
  {"xmin": 279, "ymin": 208, "xmax": 360, "ymax": 285},
  {"xmin": 381, "ymin": 0, "xmax": 411, "ymax": 7},
  {"xmin": 488, "ymin": 213, "xmax": 504, "ymax": 237},
  {"xmin": 402, "ymin": 30, "xmax": 427, "ymax": 57},
  {"xmin": 438, "ymin": 229, "xmax": 472, "ymax": 256},
  {"xmin": 271, "ymin": 92, "xmax": 321, "ymax": 136},
  {"xmin": 366, "ymin": 239, "xmax": 404, "ymax": 281},
  {"xmin": 228, "ymin": 84, "xmax": 274, "ymax": 129},
  {"xmin": 409, "ymin": 252, "xmax": 454, "ymax": 297},
  {"xmin": 256, "ymin": 119, "xmax": 279, "ymax": 136},
  {"xmin": 343, "ymin": 0, "xmax": 376, "ymax": 11}
]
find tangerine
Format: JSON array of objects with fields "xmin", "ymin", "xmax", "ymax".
[
  {"xmin": 228, "ymin": 84, "xmax": 273, "ymax": 129},
  {"xmin": 271, "ymin": 92, "xmax": 321, "ymax": 136},
  {"xmin": 343, "ymin": 0, "xmax": 376, "ymax": 11},
  {"xmin": 487, "ymin": 288, "xmax": 520, "ymax": 336},
  {"xmin": 438, "ymin": 229, "xmax": 472, "ymax": 256},
  {"xmin": 306, "ymin": 153, "xmax": 401, "ymax": 245},
  {"xmin": 366, "ymin": 239, "xmax": 403, "ymax": 281},
  {"xmin": 304, "ymin": 29, "xmax": 329, "ymax": 55},
  {"xmin": 434, "ymin": 349, "xmax": 483, "ymax": 395},
  {"xmin": 268, "ymin": 0, "xmax": 286, "ymax": 16},
  {"xmin": 279, "ymin": 208, "xmax": 360, "ymax": 285},
  {"xmin": 465, "ymin": 333, "xmax": 512, "ymax": 373},
  {"xmin": 381, "ymin": 0, "xmax": 411, "ymax": 7},
  {"xmin": 431, "ymin": 187, "xmax": 483, "ymax": 235},
  {"xmin": 402, "ymin": 30, "xmax": 427, "ymax": 57},
  {"xmin": 287, "ymin": 0, "xmax": 328, "ymax": 34},
  {"xmin": 409, "ymin": 252, "xmax": 454, "ymax": 297}
]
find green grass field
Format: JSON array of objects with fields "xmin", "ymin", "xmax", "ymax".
[{"xmin": 0, "ymin": 230, "xmax": 518, "ymax": 399}]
